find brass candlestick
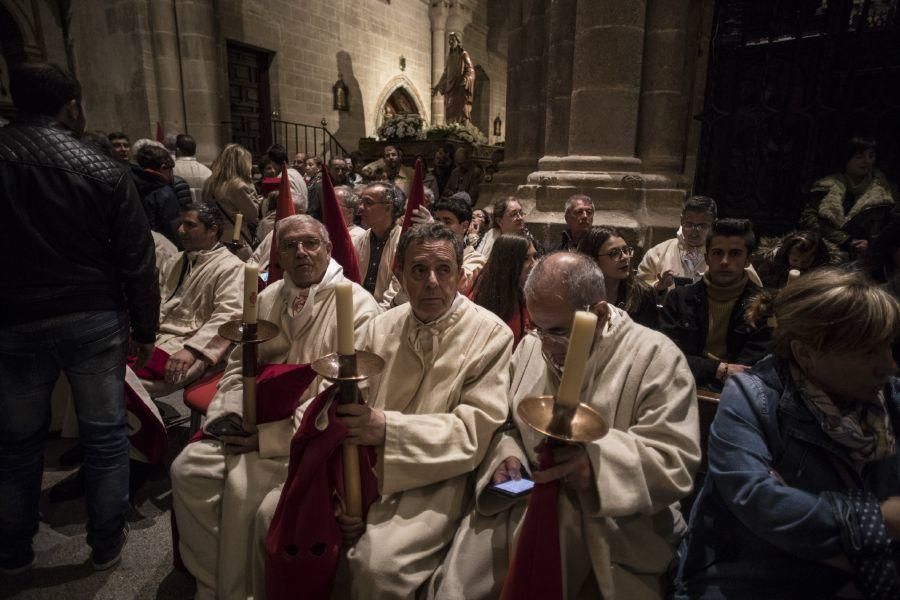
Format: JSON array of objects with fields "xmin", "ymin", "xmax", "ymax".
[
  {"xmin": 517, "ymin": 395, "xmax": 608, "ymax": 444},
  {"xmin": 311, "ymin": 350, "xmax": 385, "ymax": 517},
  {"xmin": 219, "ymin": 318, "xmax": 279, "ymax": 433}
]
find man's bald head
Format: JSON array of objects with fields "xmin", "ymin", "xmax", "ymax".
[{"xmin": 524, "ymin": 251, "xmax": 606, "ymax": 311}]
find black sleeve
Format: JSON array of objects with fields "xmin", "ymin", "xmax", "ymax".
[
  {"xmin": 629, "ymin": 287, "xmax": 661, "ymax": 330},
  {"xmin": 173, "ymin": 176, "xmax": 193, "ymax": 208},
  {"xmin": 659, "ymin": 290, "xmax": 719, "ymax": 387},
  {"xmin": 111, "ymin": 172, "xmax": 160, "ymax": 344},
  {"xmin": 735, "ymin": 322, "xmax": 772, "ymax": 368}
]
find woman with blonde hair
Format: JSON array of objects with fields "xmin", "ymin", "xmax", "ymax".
[
  {"xmin": 202, "ymin": 143, "xmax": 259, "ymax": 255},
  {"xmin": 676, "ymin": 268, "xmax": 900, "ymax": 599}
]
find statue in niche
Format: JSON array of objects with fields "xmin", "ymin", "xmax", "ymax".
[{"xmin": 432, "ymin": 32, "xmax": 475, "ymax": 125}]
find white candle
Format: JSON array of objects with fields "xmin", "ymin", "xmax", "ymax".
[
  {"xmin": 556, "ymin": 310, "xmax": 598, "ymax": 408},
  {"xmin": 232, "ymin": 213, "xmax": 243, "ymax": 242},
  {"xmin": 335, "ymin": 282, "xmax": 355, "ymax": 355},
  {"xmin": 787, "ymin": 269, "xmax": 801, "ymax": 284},
  {"xmin": 243, "ymin": 264, "xmax": 258, "ymax": 324}
]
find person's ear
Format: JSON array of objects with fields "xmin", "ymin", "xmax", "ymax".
[{"xmin": 589, "ymin": 300, "xmax": 609, "ymax": 321}]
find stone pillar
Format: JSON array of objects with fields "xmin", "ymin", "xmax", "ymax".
[
  {"xmin": 637, "ymin": 0, "xmax": 689, "ymax": 172},
  {"xmin": 511, "ymin": 0, "xmax": 547, "ymax": 168},
  {"xmin": 174, "ymin": 0, "xmax": 224, "ymax": 164},
  {"xmin": 540, "ymin": 0, "xmax": 577, "ymax": 161},
  {"xmin": 147, "ymin": 0, "xmax": 184, "ymax": 134},
  {"xmin": 429, "ymin": 2, "xmax": 449, "ymax": 125},
  {"xmin": 502, "ymin": 0, "xmax": 525, "ymax": 163},
  {"xmin": 564, "ymin": 0, "xmax": 647, "ymax": 170}
]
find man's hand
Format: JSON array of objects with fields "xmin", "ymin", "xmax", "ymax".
[
  {"xmin": 532, "ymin": 445, "xmax": 593, "ymax": 491},
  {"xmin": 411, "ymin": 206, "xmax": 433, "ymax": 225},
  {"xmin": 337, "ymin": 404, "xmax": 387, "ymax": 446},
  {"xmin": 334, "ymin": 500, "xmax": 365, "ymax": 546},
  {"xmin": 491, "ymin": 457, "xmax": 524, "ymax": 485},
  {"xmin": 655, "ymin": 270, "xmax": 676, "ymax": 292},
  {"xmin": 881, "ymin": 496, "xmax": 900, "ymax": 539},
  {"xmin": 133, "ymin": 342, "xmax": 156, "ymax": 370},
  {"xmin": 221, "ymin": 432, "xmax": 259, "ymax": 454},
  {"xmin": 165, "ymin": 348, "xmax": 199, "ymax": 385}
]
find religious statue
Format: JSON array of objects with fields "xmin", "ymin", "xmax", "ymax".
[{"xmin": 432, "ymin": 32, "xmax": 475, "ymax": 125}]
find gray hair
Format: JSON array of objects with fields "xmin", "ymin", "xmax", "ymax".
[
  {"xmin": 396, "ymin": 223, "xmax": 464, "ymax": 271},
  {"xmin": 564, "ymin": 194, "xmax": 594, "ymax": 214},
  {"xmin": 275, "ymin": 214, "xmax": 330, "ymax": 246},
  {"xmin": 424, "ymin": 187, "xmax": 435, "ymax": 206},
  {"xmin": 365, "ymin": 182, "xmax": 405, "ymax": 221},
  {"xmin": 131, "ymin": 137, "xmax": 164, "ymax": 157},
  {"xmin": 524, "ymin": 251, "xmax": 606, "ymax": 310},
  {"xmin": 335, "ymin": 185, "xmax": 359, "ymax": 211}
]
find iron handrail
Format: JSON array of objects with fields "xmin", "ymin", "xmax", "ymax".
[{"xmin": 271, "ymin": 119, "xmax": 350, "ymax": 160}]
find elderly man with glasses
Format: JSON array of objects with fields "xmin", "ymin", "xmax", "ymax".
[
  {"xmin": 636, "ymin": 195, "xmax": 761, "ymax": 294},
  {"xmin": 171, "ymin": 214, "xmax": 380, "ymax": 600},
  {"xmin": 431, "ymin": 251, "xmax": 700, "ymax": 599},
  {"xmin": 355, "ymin": 182, "xmax": 406, "ymax": 308}
]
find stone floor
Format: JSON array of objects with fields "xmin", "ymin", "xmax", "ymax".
[{"xmin": 2, "ymin": 392, "xmax": 197, "ymax": 600}]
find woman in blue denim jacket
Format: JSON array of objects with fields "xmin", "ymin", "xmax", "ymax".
[{"xmin": 676, "ymin": 268, "xmax": 900, "ymax": 599}]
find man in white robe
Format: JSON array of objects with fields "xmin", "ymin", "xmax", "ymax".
[
  {"xmin": 171, "ymin": 215, "xmax": 379, "ymax": 600},
  {"xmin": 430, "ymin": 252, "xmax": 701, "ymax": 599},
  {"xmin": 141, "ymin": 203, "xmax": 245, "ymax": 397}
]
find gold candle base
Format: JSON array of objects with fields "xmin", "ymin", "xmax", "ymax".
[{"xmin": 517, "ymin": 395, "xmax": 608, "ymax": 443}]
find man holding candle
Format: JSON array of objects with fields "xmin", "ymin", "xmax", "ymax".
[
  {"xmin": 139, "ymin": 202, "xmax": 245, "ymax": 397},
  {"xmin": 171, "ymin": 214, "xmax": 379, "ymax": 599},
  {"xmin": 324, "ymin": 223, "xmax": 514, "ymax": 598},
  {"xmin": 432, "ymin": 252, "xmax": 700, "ymax": 599}
]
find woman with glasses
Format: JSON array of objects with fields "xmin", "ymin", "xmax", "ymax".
[
  {"xmin": 470, "ymin": 234, "xmax": 538, "ymax": 346},
  {"xmin": 475, "ymin": 196, "xmax": 542, "ymax": 260},
  {"xmin": 578, "ymin": 226, "xmax": 658, "ymax": 328}
]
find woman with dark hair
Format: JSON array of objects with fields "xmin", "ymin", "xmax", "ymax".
[
  {"xmin": 577, "ymin": 227, "xmax": 658, "ymax": 327},
  {"xmin": 676, "ymin": 268, "xmax": 900, "ymax": 599},
  {"xmin": 800, "ymin": 136, "xmax": 896, "ymax": 259},
  {"xmin": 470, "ymin": 234, "xmax": 537, "ymax": 346},
  {"xmin": 753, "ymin": 230, "xmax": 838, "ymax": 288}
]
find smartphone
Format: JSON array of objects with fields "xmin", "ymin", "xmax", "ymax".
[
  {"xmin": 490, "ymin": 478, "xmax": 535, "ymax": 498},
  {"xmin": 205, "ymin": 416, "xmax": 251, "ymax": 438},
  {"xmin": 673, "ymin": 276, "xmax": 693, "ymax": 287}
]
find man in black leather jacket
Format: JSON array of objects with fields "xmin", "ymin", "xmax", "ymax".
[{"xmin": 0, "ymin": 62, "xmax": 160, "ymax": 574}]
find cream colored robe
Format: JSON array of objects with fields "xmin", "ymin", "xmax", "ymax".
[
  {"xmin": 354, "ymin": 224, "xmax": 402, "ymax": 309},
  {"xmin": 341, "ymin": 298, "xmax": 513, "ymax": 599},
  {"xmin": 430, "ymin": 308, "xmax": 701, "ymax": 600},
  {"xmin": 636, "ymin": 234, "xmax": 762, "ymax": 290},
  {"xmin": 155, "ymin": 244, "xmax": 245, "ymax": 365},
  {"xmin": 474, "ymin": 228, "xmax": 499, "ymax": 261},
  {"xmin": 249, "ymin": 231, "xmax": 273, "ymax": 273},
  {"xmin": 171, "ymin": 260, "xmax": 379, "ymax": 600},
  {"xmin": 459, "ymin": 245, "xmax": 486, "ymax": 295}
]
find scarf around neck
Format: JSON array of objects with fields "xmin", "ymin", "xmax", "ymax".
[{"xmin": 790, "ymin": 362, "xmax": 896, "ymax": 465}]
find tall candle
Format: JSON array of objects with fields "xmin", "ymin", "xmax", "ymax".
[
  {"xmin": 335, "ymin": 281, "xmax": 355, "ymax": 355},
  {"xmin": 555, "ymin": 310, "xmax": 598, "ymax": 408},
  {"xmin": 243, "ymin": 264, "xmax": 258, "ymax": 324},
  {"xmin": 232, "ymin": 213, "xmax": 243, "ymax": 242}
]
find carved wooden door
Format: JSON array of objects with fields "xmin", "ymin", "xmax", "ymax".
[{"xmin": 227, "ymin": 43, "xmax": 273, "ymax": 157}]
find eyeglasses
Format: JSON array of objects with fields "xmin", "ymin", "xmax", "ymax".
[
  {"xmin": 279, "ymin": 238, "xmax": 323, "ymax": 252},
  {"xmin": 597, "ymin": 246, "xmax": 634, "ymax": 260},
  {"xmin": 534, "ymin": 326, "xmax": 570, "ymax": 348},
  {"xmin": 682, "ymin": 221, "xmax": 710, "ymax": 232},
  {"xmin": 360, "ymin": 198, "xmax": 390, "ymax": 208},
  {"xmin": 506, "ymin": 210, "xmax": 524, "ymax": 219}
]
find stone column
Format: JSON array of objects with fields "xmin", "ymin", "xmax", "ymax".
[
  {"xmin": 564, "ymin": 0, "xmax": 647, "ymax": 171},
  {"xmin": 511, "ymin": 0, "xmax": 547, "ymax": 168},
  {"xmin": 429, "ymin": 1, "xmax": 449, "ymax": 125},
  {"xmin": 637, "ymin": 0, "xmax": 689, "ymax": 172},
  {"xmin": 148, "ymin": 0, "xmax": 184, "ymax": 134},
  {"xmin": 173, "ymin": 0, "xmax": 224, "ymax": 163},
  {"xmin": 540, "ymin": 0, "xmax": 577, "ymax": 164}
]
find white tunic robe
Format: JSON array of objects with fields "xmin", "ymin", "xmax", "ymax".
[
  {"xmin": 171, "ymin": 259, "xmax": 379, "ymax": 600},
  {"xmin": 430, "ymin": 308, "xmax": 701, "ymax": 600}
]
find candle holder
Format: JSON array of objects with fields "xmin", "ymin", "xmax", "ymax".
[
  {"xmin": 219, "ymin": 318, "xmax": 280, "ymax": 432},
  {"xmin": 517, "ymin": 395, "xmax": 608, "ymax": 443},
  {"xmin": 223, "ymin": 240, "xmax": 246, "ymax": 255},
  {"xmin": 311, "ymin": 350, "xmax": 385, "ymax": 518}
]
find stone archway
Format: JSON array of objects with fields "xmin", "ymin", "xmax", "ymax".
[{"xmin": 373, "ymin": 75, "xmax": 428, "ymax": 131}]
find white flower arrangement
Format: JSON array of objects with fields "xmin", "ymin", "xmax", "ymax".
[
  {"xmin": 425, "ymin": 122, "xmax": 488, "ymax": 145},
  {"xmin": 377, "ymin": 114, "xmax": 424, "ymax": 140}
]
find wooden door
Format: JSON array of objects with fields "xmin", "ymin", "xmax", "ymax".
[{"xmin": 227, "ymin": 43, "xmax": 272, "ymax": 156}]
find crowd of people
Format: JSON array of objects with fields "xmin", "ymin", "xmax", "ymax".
[{"xmin": 4, "ymin": 61, "xmax": 900, "ymax": 600}]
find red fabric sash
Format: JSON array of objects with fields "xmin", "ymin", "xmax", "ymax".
[
  {"xmin": 132, "ymin": 347, "xmax": 170, "ymax": 380},
  {"xmin": 500, "ymin": 445, "xmax": 563, "ymax": 600},
  {"xmin": 265, "ymin": 385, "xmax": 380, "ymax": 600}
]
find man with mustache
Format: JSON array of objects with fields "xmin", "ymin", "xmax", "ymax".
[
  {"xmin": 171, "ymin": 215, "xmax": 379, "ymax": 599},
  {"xmin": 553, "ymin": 194, "xmax": 595, "ymax": 252}
]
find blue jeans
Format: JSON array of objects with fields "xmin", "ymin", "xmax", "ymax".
[{"xmin": 0, "ymin": 310, "xmax": 130, "ymax": 561}]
